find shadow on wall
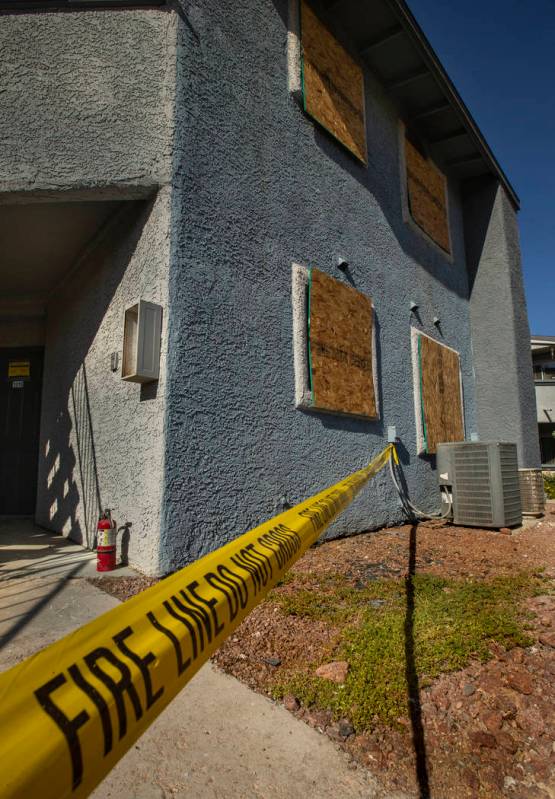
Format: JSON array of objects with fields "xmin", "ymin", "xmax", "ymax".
[
  {"xmin": 71, "ymin": 362, "xmax": 102, "ymax": 548},
  {"xmin": 462, "ymin": 175, "xmax": 498, "ymax": 294},
  {"xmin": 40, "ymin": 406, "xmax": 83, "ymax": 544},
  {"xmin": 37, "ymin": 198, "xmax": 153, "ymax": 548},
  {"xmin": 309, "ymin": 106, "xmax": 469, "ymax": 300}
]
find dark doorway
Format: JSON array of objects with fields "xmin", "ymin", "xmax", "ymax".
[
  {"xmin": 0, "ymin": 348, "xmax": 44, "ymax": 515},
  {"xmin": 539, "ymin": 422, "xmax": 555, "ymax": 467}
]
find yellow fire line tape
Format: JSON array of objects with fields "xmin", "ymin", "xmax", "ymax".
[{"xmin": 0, "ymin": 445, "xmax": 395, "ymax": 799}]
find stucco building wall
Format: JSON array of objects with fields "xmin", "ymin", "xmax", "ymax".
[
  {"xmin": 36, "ymin": 191, "xmax": 171, "ymax": 574},
  {"xmin": 0, "ymin": 8, "xmax": 177, "ymax": 200},
  {"xmin": 535, "ymin": 385, "xmax": 555, "ymax": 424},
  {"xmin": 159, "ymin": 0, "xmax": 479, "ymax": 571},
  {"xmin": 1, "ymin": 6, "xmax": 178, "ymax": 573},
  {"xmin": 1, "ymin": 3, "xmax": 538, "ymax": 574},
  {"xmin": 464, "ymin": 180, "xmax": 540, "ymax": 467}
]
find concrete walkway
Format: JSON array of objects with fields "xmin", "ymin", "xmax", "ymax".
[
  {"xmin": 0, "ymin": 516, "xmax": 137, "ymax": 581},
  {"xmin": 0, "ymin": 519, "xmax": 402, "ymax": 799},
  {"xmin": 0, "ymin": 517, "xmax": 134, "ymax": 661}
]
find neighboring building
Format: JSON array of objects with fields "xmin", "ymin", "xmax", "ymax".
[
  {"xmin": 0, "ymin": 0, "xmax": 540, "ymax": 576},
  {"xmin": 531, "ymin": 335, "xmax": 555, "ymax": 469}
]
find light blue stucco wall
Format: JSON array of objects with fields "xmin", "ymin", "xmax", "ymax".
[
  {"xmin": 463, "ymin": 178, "xmax": 541, "ymax": 468},
  {"xmin": 0, "ymin": 8, "xmax": 176, "ymax": 199},
  {"xmin": 0, "ymin": 7, "xmax": 178, "ymax": 575},
  {"xmin": 159, "ymin": 0, "xmax": 477, "ymax": 571}
]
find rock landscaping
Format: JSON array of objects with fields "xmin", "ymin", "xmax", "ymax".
[
  {"xmin": 92, "ymin": 505, "xmax": 555, "ymax": 797},
  {"xmin": 214, "ymin": 506, "xmax": 555, "ymax": 798}
]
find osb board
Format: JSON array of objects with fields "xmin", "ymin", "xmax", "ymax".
[
  {"xmin": 301, "ymin": 0, "xmax": 367, "ymax": 164},
  {"xmin": 405, "ymin": 138, "xmax": 450, "ymax": 253},
  {"xmin": 309, "ymin": 268, "xmax": 377, "ymax": 418},
  {"xmin": 418, "ymin": 333, "xmax": 464, "ymax": 454}
]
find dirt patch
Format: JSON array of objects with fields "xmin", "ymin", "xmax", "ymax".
[
  {"xmin": 88, "ymin": 575, "xmax": 159, "ymax": 602},
  {"xmin": 214, "ymin": 515, "xmax": 555, "ymax": 798},
  {"xmin": 295, "ymin": 516, "xmax": 555, "ymax": 581},
  {"xmin": 86, "ymin": 511, "xmax": 555, "ymax": 797}
]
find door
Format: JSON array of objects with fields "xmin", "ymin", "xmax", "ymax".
[
  {"xmin": 0, "ymin": 348, "xmax": 44, "ymax": 515},
  {"xmin": 539, "ymin": 422, "xmax": 555, "ymax": 467}
]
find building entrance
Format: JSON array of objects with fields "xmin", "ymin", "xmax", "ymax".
[{"xmin": 0, "ymin": 348, "xmax": 44, "ymax": 515}]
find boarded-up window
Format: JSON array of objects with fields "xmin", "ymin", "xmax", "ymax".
[
  {"xmin": 405, "ymin": 137, "xmax": 450, "ymax": 253},
  {"xmin": 301, "ymin": 0, "xmax": 367, "ymax": 164},
  {"xmin": 412, "ymin": 330, "xmax": 464, "ymax": 454},
  {"xmin": 308, "ymin": 268, "xmax": 377, "ymax": 418}
]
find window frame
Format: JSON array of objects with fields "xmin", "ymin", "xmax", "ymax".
[{"xmin": 398, "ymin": 121, "xmax": 454, "ymax": 262}]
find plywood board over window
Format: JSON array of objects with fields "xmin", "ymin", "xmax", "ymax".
[
  {"xmin": 300, "ymin": 0, "xmax": 367, "ymax": 164},
  {"xmin": 411, "ymin": 329, "xmax": 464, "ymax": 454},
  {"xmin": 405, "ymin": 138, "xmax": 450, "ymax": 253},
  {"xmin": 308, "ymin": 268, "xmax": 377, "ymax": 418}
]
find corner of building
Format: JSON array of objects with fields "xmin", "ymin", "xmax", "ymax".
[{"xmin": 464, "ymin": 178, "xmax": 541, "ymax": 467}]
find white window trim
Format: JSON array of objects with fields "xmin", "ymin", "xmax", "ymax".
[
  {"xmin": 287, "ymin": 0, "xmax": 302, "ymax": 99},
  {"xmin": 292, "ymin": 263, "xmax": 380, "ymax": 419},
  {"xmin": 410, "ymin": 327, "xmax": 465, "ymax": 455}
]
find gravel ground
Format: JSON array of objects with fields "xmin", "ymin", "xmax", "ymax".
[
  {"xmin": 91, "ymin": 506, "xmax": 555, "ymax": 798},
  {"xmin": 295, "ymin": 515, "xmax": 555, "ymax": 582},
  {"xmin": 214, "ymin": 507, "xmax": 555, "ymax": 799},
  {"xmin": 88, "ymin": 575, "xmax": 159, "ymax": 601}
]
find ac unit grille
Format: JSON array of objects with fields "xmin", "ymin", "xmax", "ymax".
[
  {"xmin": 499, "ymin": 445, "xmax": 522, "ymax": 526},
  {"xmin": 440, "ymin": 442, "xmax": 521, "ymax": 529},
  {"xmin": 518, "ymin": 469, "xmax": 546, "ymax": 515}
]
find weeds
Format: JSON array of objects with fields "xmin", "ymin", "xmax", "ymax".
[
  {"xmin": 544, "ymin": 474, "xmax": 555, "ymax": 500},
  {"xmin": 271, "ymin": 572, "xmax": 543, "ymax": 731}
]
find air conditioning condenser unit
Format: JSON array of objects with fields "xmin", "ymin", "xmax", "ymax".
[{"xmin": 436, "ymin": 442, "xmax": 522, "ymax": 529}]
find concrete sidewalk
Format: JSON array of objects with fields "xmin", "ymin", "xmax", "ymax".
[
  {"xmin": 0, "ymin": 520, "xmax": 402, "ymax": 799},
  {"xmin": 0, "ymin": 517, "xmax": 137, "ymax": 581},
  {"xmin": 0, "ymin": 517, "xmax": 134, "ymax": 658},
  {"xmin": 95, "ymin": 661, "xmax": 395, "ymax": 799}
]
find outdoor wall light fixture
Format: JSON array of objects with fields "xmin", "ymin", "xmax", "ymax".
[
  {"xmin": 410, "ymin": 301, "xmax": 419, "ymax": 313},
  {"xmin": 122, "ymin": 300, "xmax": 163, "ymax": 383},
  {"xmin": 336, "ymin": 257, "xmax": 349, "ymax": 272},
  {"xmin": 433, "ymin": 316, "xmax": 441, "ymax": 326}
]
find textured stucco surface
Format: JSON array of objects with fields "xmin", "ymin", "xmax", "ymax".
[
  {"xmin": 160, "ymin": 0, "xmax": 478, "ymax": 572},
  {"xmin": 35, "ymin": 191, "xmax": 171, "ymax": 575},
  {"xmin": 464, "ymin": 181, "xmax": 540, "ymax": 467},
  {"xmin": 535, "ymin": 385, "xmax": 555, "ymax": 423},
  {"xmin": 5, "ymin": 3, "xmax": 534, "ymax": 575},
  {"xmin": 0, "ymin": 9, "xmax": 176, "ymax": 198}
]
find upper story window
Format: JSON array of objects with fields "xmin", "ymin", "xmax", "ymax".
[
  {"xmin": 532, "ymin": 343, "xmax": 555, "ymax": 380},
  {"xmin": 404, "ymin": 134, "xmax": 451, "ymax": 255},
  {"xmin": 300, "ymin": 0, "xmax": 367, "ymax": 165}
]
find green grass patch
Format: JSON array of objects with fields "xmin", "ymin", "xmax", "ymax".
[
  {"xmin": 272, "ymin": 572, "xmax": 543, "ymax": 731},
  {"xmin": 544, "ymin": 474, "xmax": 555, "ymax": 500}
]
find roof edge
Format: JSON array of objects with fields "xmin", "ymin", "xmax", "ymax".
[{"xmin": 384, "ymin": 0, "xmax": 520, "ymax": 210}]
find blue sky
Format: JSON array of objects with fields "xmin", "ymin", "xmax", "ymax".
[{"xmin": 409, "ymin": 0, "xmax": 554, "ymax": 335}]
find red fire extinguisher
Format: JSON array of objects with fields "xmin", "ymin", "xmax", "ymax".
[{"xmin": 96, "ymin": 509, "xmax": 117, "ymax": 572}]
